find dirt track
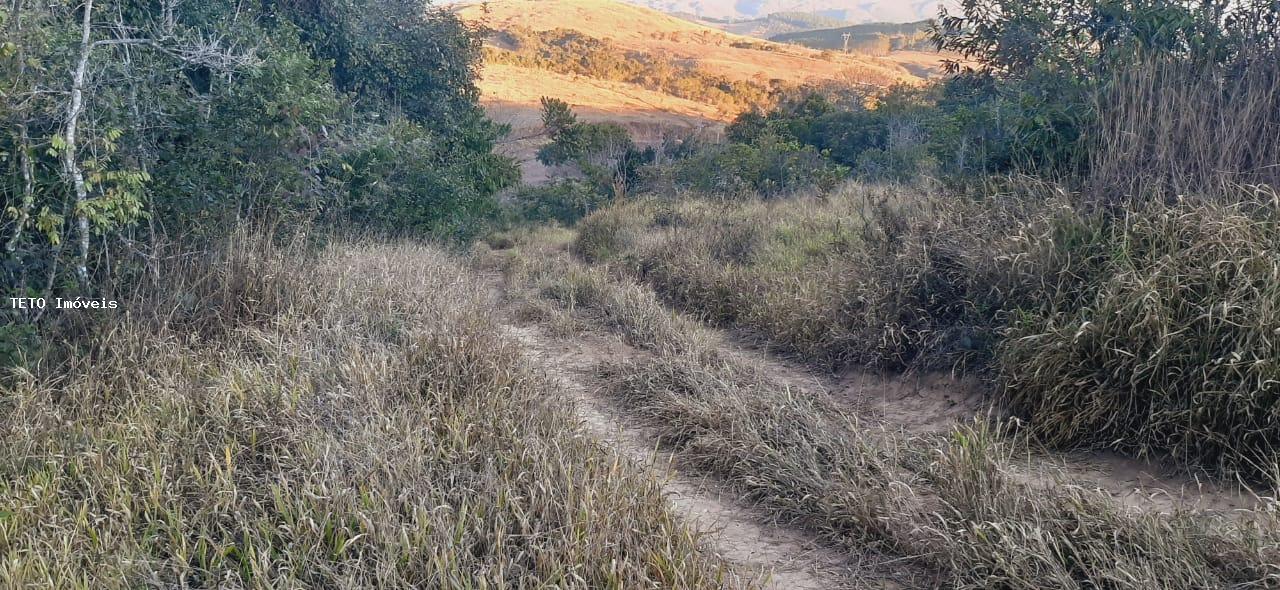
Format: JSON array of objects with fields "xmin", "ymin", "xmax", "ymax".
[{"xmin": 487, "ymin": 266, "xmax": 1267, "ymax": 587}]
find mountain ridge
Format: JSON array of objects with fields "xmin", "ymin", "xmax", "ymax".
[{"xmin": 621, "ymin": 0, "xmax": 942, "ymax": 23}]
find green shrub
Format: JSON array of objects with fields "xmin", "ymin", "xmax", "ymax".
[
  {"xmin": 505, "ymin": 180, "xmax": 610, "ymax": 226},
  {"xmin": 642, "ymin": 134, "xmax": 847, "ymax": 198},
  {"xmin": 0, "ymin": 323, "xmax": 40, "ymax": 374},
  {"xmin": 2, "ymin": 0, "xmax": 514, "ymax": 298},
  {"xmin": 334, "ymin": 120, "xmax": 519, "ymax": 241}
]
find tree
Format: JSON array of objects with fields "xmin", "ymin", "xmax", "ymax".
[
  {"xmin": 2, "ymin": 0, "xmax": 516, "ymax": 303},
  {"xmin": 2, "ymin": 0, "xmax": 257, "ymax": 287},
  {"xmin": 535, "ymin": 98, "xmax": 650, "ymax": 198}
]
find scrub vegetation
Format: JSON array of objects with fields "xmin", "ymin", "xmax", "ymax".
[{"xmin": 4, "ymin": 0, "xmax": 1280, "ymax": 586}]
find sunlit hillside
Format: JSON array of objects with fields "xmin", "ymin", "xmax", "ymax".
[
  {"xmin": 682, "ymin": 11, "xmax": 852, "ymax": 38},
  {"xmin": 455, "ymin": 0, "xmax": 926, "ymax": 183},
  {"xmin": 457, "ymin": 0, "xmax": 919, "ymax": 88}
]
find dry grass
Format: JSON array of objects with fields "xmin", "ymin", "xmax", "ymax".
[
  {"xmin": 0, "ymin": 230, "xmax": 749, "ymax": 588},
  {"xmin": 455, "ymin": 0, "xmax": 918, "ymax": 88},
  {"xmin": 570, "ymin": 184, "xmax": 1021, "ymax": 371},
  {"xmin": 997, "ymin": 190, "xmax": 1280, "ymax": 478},
  {"xmin": 504, "ymin": 240, "xmax": 1280, "ymax": 589},
  {"xmin": 1091, "ymin": 57, "xmax": 1280, "ymax": 200},
  {"xmin": 569, "ymin": 180, "xmax": 1280, "ymax": 481}
]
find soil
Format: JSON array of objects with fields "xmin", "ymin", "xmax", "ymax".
[{"xmin": 501, "ymin": 322, "xmax": 903, "ymax": 589}]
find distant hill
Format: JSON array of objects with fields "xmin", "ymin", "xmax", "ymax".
[
  {"xmin": 455, "ymin": 0, "xmax": 919, "ymax": 90},
  {"xmin": 454, "ymin": 0, "xmax": 930, "ymax": 183},
  {"xmin": 771, "ymin": 20, "xmax": 935, "ymax": 54},
  {"xmin": 621, "ymin": 0, "xmax": 941, "ymax": 23},
  {"xmin": 681, "ymin": 11, "xmax": 852, "ymax": 39}
]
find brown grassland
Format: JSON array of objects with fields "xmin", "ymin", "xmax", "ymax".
[{"xmin": 0, "ymin": 231, "xmax": 753, "ymax": 588}]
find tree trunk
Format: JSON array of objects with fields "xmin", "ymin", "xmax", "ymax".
[
  {"xmin": 4, "ymin": 126, "xmax": 34, "ymax": 253},
  {"xmin": 64, "ymin": 0, "xmax": 94, "ymax": 284}
]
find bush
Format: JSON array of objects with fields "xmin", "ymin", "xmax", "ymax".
[
  {"xmin": 0, "ymin": 323, "xmax": 40, "ymax": 374},
  {"xmin": 334, "ymin": 121, "xmax": 519, "ymax": 241},
  {"xmin": 505, "ymin": 180, "xmax": 611, "ymax": 226},
  {"xmin": 1, "ymin": 0, "xmax": 515, "ymax": 300},
  {"xmin": 642, "ymin": 134, "xmax": 847, "ymax": 198},
  {"xmin": 726, "ymin": 90, "xmax": 940, "ymax": 182},
  {"xmin": 570, "ymin": 201, "xmax": 654, "ymax": 263}
]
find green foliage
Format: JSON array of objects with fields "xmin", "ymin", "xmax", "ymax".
[
  {"xmin": 2, "ymin": 0, "xmax": 516, "ymax": 298},
  {"xmin": 927, "ymin": 0, "xmax": 1280, "ymax": 177},
  {"xmin": 269, "ymin": 0, "xmax": 487, "ymax": 131},
  {"xmin": 539, "ymin": 96, "xmax": 578, "ymax": 137},
  {"xmin": 505, "ymin": 180, "xmax": 610, "ymax": 226},
  {"xmin": 149, "ymin": 26, "xmax": 345, "ymax": 227},
  {"xmin": 535, "ymin": 99, "xmax": 654, "ymax": 197},
  {"xmin": 741, "ymin": 1, "xmax": 1280, "ymax": 185},
  {"xmin": 537, "ymin": 119, "xmax": 634, "ymax": 168},
  {"xmin": 726, "ymin": 91, "xmax": 935, "ymax": 181},
  {"xmin": 334, "ymin": 121, "xmax": 519, "ymax": 241},
  {"xmin": 642, "ymin": 134, "xmax": 847, "ymax": 198},
  {"xmin": 0, "ymin": 322, "xmax": 39, "ymax": 372}
]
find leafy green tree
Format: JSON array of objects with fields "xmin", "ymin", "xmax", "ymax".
[
  {"xmin": 2, "ymin": 0, "xmax": 516, "ymax": 320},
  {"xmin": 927, "ymin": 0, "xmax": 1280, "ymax": 175},
  {"xmin": 535, "ymin": 98, "xmax": 651, "ymax": 197}
]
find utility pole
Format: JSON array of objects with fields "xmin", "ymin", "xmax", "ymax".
[{"xmin": 841, "ymin": 32, "xmax": 851, "ymax": 53}]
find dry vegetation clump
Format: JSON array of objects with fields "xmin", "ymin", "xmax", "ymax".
[
  {"xmin": 1091, "ymin": 57, "xmax": 1280, "ymax": 200},
  {"xmin": 571, "ymin": 184, "xmax": 1027, "ymax": 372},
  {"xmin": 571, "ymin": 181, "xmax": 1280, "ymax": 481},
  {"xmin": 0, "ymin": 232, "xmax": 747, "ymax": 588},
  {"xmin": 997, "ymin": 189, "xmax": 1280, "ymax": 478},
  {"xmin": 506, "ymin": 245, "xmax": 1280, "ymax": 589}
]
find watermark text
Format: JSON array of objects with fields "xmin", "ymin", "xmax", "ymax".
[{"xmin": 7, "ymin": 297, "xmax": 119, "ymax": 310}]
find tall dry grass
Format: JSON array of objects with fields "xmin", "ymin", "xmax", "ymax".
[
  {"xmin": 997, "ymin": 189, "xmax": 1280, "ymax": 478},
  {"xmin": 569, "ymin": 178, "xmax": 1280, "ymax": 481},
  {"xmin": 570, "ymin": 185, "xmax": 1031, "ymax": 371},
  {"xmin": 503, "ymin": 243, "xmax": 1280, "ymax": 589},
  {"xmin": 1091, "ymin": 56, "xmax": 1280, "ymax": 201},
  {"xmin": 0, "ymin": 231, "xmax": 748, "ymax": 588}
]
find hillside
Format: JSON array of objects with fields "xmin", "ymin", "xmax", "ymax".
[
  {"xmin": 679, "ymin": 11, "xmax": 851, "ymax": 38},
  {"xmin": 771, "ymin": 20, "xmax": 935, "ymax": 52},
  {"xmin": 455, "ymin": 0, "xmax": 918, "ymax": 88},
  {"xmin": 455, "ymin": 0, "xmax": 925, "ymax": 184},
  {"xmin": 623, "ymin": 0, "xmax": 941, "ymax": 22},
  {"xmin": 481, "ymin": 63, "xmax": 722, "ymax": 183}
]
